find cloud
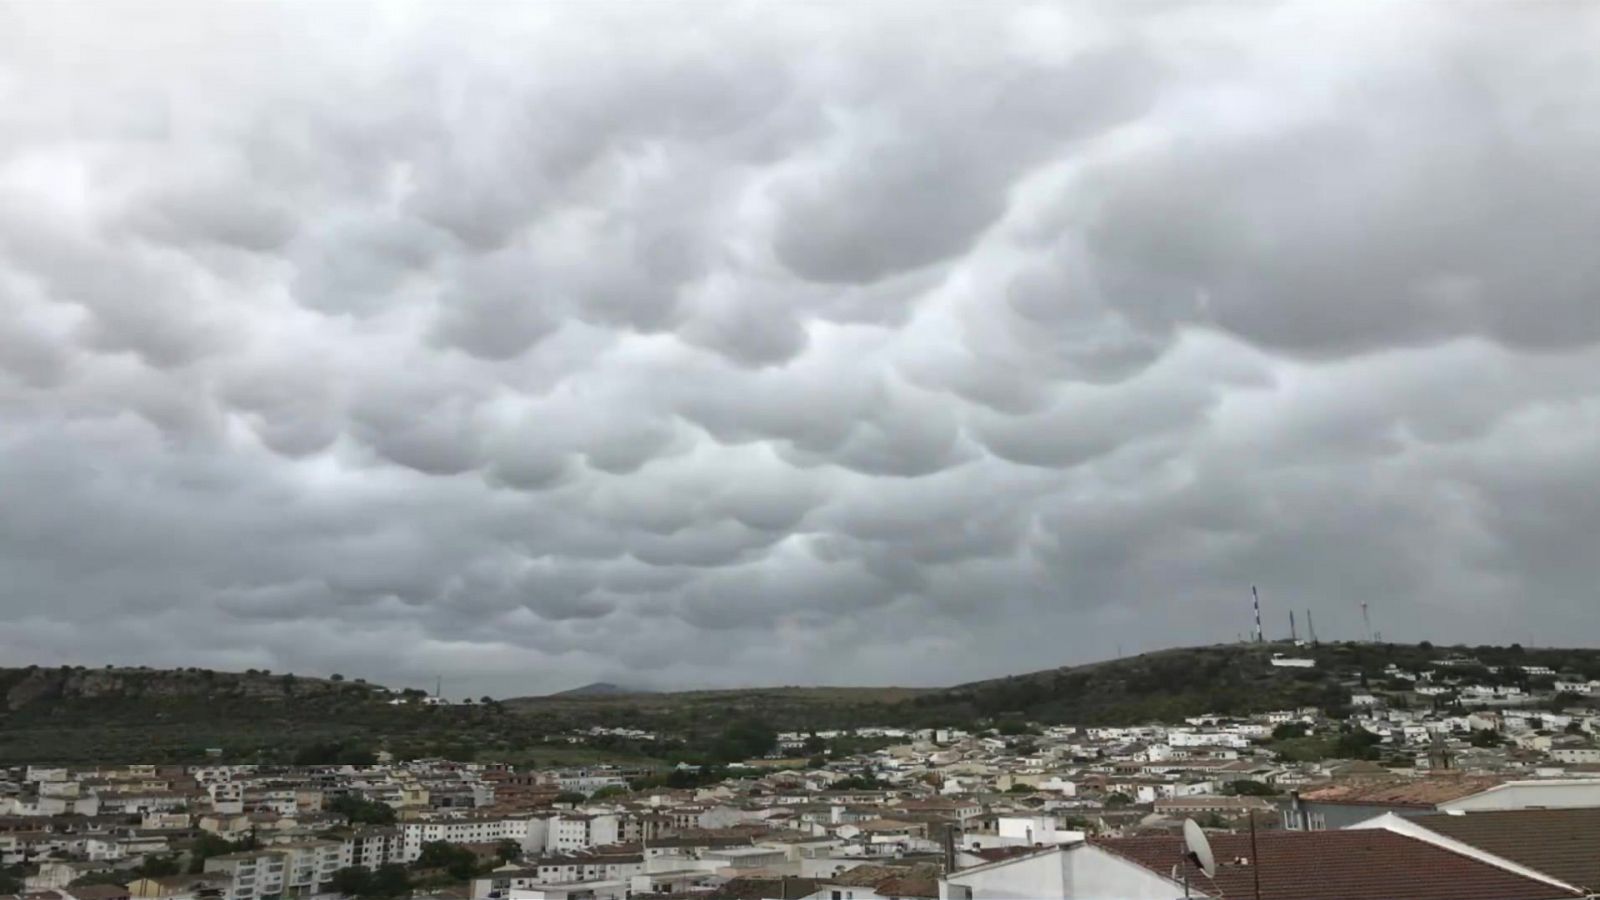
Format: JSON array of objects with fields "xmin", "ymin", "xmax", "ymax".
[{"xmin": 2, "ymin": 1, "xmax": 1598, "ymax": 697}]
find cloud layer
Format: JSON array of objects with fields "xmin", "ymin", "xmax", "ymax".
[{"xmin": 2, "ymin": 2, "xmax": 1598, "ymax": 696}]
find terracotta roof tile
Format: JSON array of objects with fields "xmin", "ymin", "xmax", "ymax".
[
  {"xmin": 1298, "ymin": 776, "xmax": 1502, "ymax": 808},
  {"xmin": 1093, "ymin": 829, "xmax": 1578, "ymax": 900},
  {"xmin": 1413, "ymin": 808, "xmax": 1600, "ymax": 892}
]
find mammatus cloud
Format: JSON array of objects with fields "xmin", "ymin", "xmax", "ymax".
[{"xmin": 2, "ymin": 2, "xmax": 1598, "ymax": 696}]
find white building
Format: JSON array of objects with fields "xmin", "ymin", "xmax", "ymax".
[{"xmin": 941, "ymin": 844, "xmax": 1183, "ymax": 900}]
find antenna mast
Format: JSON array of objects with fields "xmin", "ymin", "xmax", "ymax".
[
  {"xmin": 1290, "ymin": 610, "xmax": 1297, "ymax": 643},
  {"xmin": 1306, "ymin": 609, "xmax": 1317, "ymax": 644},
  {"xmin": 1361, "ymin": 602, "xmax": 1373, "ymax": 643},
  {"xmin": 1252, "ymin": 586, "xmax": 1264, "ymax": 644}
]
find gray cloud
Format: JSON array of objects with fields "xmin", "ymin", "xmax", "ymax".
[{"xmin": 2, "ymin": 1, "xmax": 1598, "ymax": 698}]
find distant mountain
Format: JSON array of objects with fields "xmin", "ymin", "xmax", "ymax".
[{"xmin": 548, "ymin": 681, "xmax": 648, "ymax": 697}]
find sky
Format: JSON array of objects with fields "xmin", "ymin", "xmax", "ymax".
[{"xmin": 2, "ymin": 2, "xmax": 1598, "ymax": 699}]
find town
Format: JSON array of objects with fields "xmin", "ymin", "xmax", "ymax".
[{"xmin": 4, "ymin": 652, "xmax": 1600, "ymax": 900}]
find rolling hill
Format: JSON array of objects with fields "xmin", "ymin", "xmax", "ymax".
[{"xmin": 5, "ymin": 641, "xmax": 1598, "ymax": 765}]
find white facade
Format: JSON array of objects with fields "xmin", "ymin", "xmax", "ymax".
[
  {"xmin": 941, "ymin": 845, "xmax": 1185, "ymax": 900},
  {"xmin": 1439, "ymin": 779, "xmax": 1600, "ymax": 811}
]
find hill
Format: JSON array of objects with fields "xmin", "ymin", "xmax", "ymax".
[
  {"xmin": 549, "ymin": 682, "xmax": 647, "ymax": 697},
  {"xmin": 502, "ymin": 640, "xmax": 1600, "ymax": 732},
  {"xmin": 5, "ymin": 641, "xmax": 1598, "ymax": 765}
]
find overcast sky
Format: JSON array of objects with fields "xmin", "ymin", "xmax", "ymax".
[{"xmin": 2, "ymin": 2, "xmax": 1597, "ymax": 698}]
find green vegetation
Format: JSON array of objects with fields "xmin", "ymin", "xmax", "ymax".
[
  {"xmin": 1271, "ymin": 725, "xmax": 1382, "ymax": 762},
  {"xmin": 295, "ymin": 740, "xmax": 378, "ymax": 766},
  {"xmin": 329, "ymin": 794, "xmax": 398, "ymax": 825},
  {"xmin": 188, "ymin": 833, "xmax": 256, "ymax": 873},
  {"xmin": 1271, "ymin": 722, "xmax": 1309, "ymax": 740},
  {"xmin": 329, "ymin": 864, "xmax": 411, "ymax": 899},
  {"xmin": 415, "ymin": 841, "xmax": 482, "ymax": 882},
  {"xmin": 7, "ymin": 641, "xmax": 1600, "ymax": 764},
  {"xmin": 1221, "ymin": 779, "xmax": 1279, "ymax": 796}
]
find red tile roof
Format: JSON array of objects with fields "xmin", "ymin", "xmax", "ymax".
[
  {"xmin": 1412, "ymin": 808, "xmax": 1600, "ymax": 892},
  {"xmin": 1093, "ymin": 829, "xmax": 1578, "ymax": 900},
  {"xmin": 1297, "ymin": 776, "xmax": 1502, "ymax": 808}
]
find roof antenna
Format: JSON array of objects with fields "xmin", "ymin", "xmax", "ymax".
[{"xmin": 1252, "ymin": 586, "xmax": 1264, "ymax": 644}]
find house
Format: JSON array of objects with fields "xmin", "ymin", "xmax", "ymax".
[
  {"xmin": 939, "ymin": 844, "xmax": 1187, "ymax": 899},
  {"xmin": 1151, "ymin": 796, "xmax": 1274, "ymax": 817},
  {"xmin": 65, "ymin": 885, "xmax": 132, "ymax": 900},
  {"xmin": 1352, "ymin": 808, "xmax": 1600, "ymax": 895},
  {"xmin": 126, "ymin": 875, "xmax": 229, "ymax": 900},
  {"xmin": 1286, "ymin": 777, "xmax": 1600, "ymax": 830},
  {"xmin": 1088, "ymin": 829, "xmax": 1579, "ymax": 900},
  {"xmin": 812, "ymin": 862, "xmax": 940, "ymax": 900},
  {"xmin": 1282, "ymin": 777, "xmax": 1503, "ymax": 830}
]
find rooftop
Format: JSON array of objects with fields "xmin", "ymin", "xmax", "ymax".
[
  {"xmin": 1412, "ymin": 808, "xmax": 1600, "ymax": 892},
  {"xmin": 1297, "ymin": 776, "xmax": 1502, "ymax": 808},
  {"xmin": 1094, "ymin": 829, "xmax": 1577, "ymax": 900}
]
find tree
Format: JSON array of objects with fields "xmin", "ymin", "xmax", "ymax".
[
  {"xmin": 1104, "ymin": 792, "xmax": 1132, "ymax": 809},
  {"xmin": 136, "ymin": 855, "xmax": 181, "ymax": 878},
  {"xmin": 1333, "ymin": 726, "xmax": 1381, "ymax": 760},
  {"xmin": 802, "ymin": 735, "xmax": 828, "ymax": 755},
  {"xmin": 415, "ymin": 841, "xmax": 479, "ymax": 881},
  {"xmin": 330, "ymin": 794, "xmax": 397, "ymax": 825},
  {"xmin": 296, "ymin": 741, "xmax": 377, "ymax": 766},
  {"xmin": 188, "ymin": 832, "xmax": 246, "ymax": 873},
  {"xmin": 330, "ymin": 866, "xmax": 373, "ymax": 897},
  {"xmin": 553, "ymin": 791, "xmax": 586, "ymax": 805},
  {"xmin": 0, "ymin": 870, "xmax": 22, "ymax": 895},
  {"xmin": 331, "ymin": 673, "xmax": 345, "ymax": 681},
  {"xmin": 494, "ymin": 840, "xmax": 521, "ymax": 864},
  {"xmin": 1272, "ymin": 722, "xmax": 1308, "ymax": 740},
  {"xmin": 589, "ymin": 785, "xmax": 629, "ymax": 800},
  {"xmin": 367, "ymin": 864, "xmax": 412, "ymax": 898},
  {"xmin": 1223, "ymin": 779, "xmax": 1278, "ymax": 797},
  {"xmin": 710, "ymin": 718, "xmax": 777, "ymax": 762},
  {"xmin": 1567, "ymin": 721, "xmax": 1585, "ymax": 735},
  {"xmin": 1470, "ymin": 729, "xmax": 1502, "ymax": 748}
]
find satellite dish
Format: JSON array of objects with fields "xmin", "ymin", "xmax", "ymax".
[{"xmin": 1183, "ymin": 819, "xmax": 1217, "ymax": 879}]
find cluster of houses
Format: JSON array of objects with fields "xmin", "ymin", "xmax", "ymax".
[{"xmin": 4, "ymin": 668, "xmax": 1600, "ymax": 900}]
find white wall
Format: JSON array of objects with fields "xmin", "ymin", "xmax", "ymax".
[
  {"xmin": 1442, "ymin": 780, "xmax": 1600, "ymax": 811},
  {"xmin": 941, "ymin": 846, "xmax": 1189, "ymax": 900}
]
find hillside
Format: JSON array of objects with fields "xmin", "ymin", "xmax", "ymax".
[
  {"xmin": 548, "ymin": 682, "xmax": 647, "ymax": 697},
  {"xmin": 6, "ymin": 641, "xmax": 1599, "ymax": 765},
  {"xmin": 503, "ymin": 640, "xmax": 1600, "ymax": 732},
  {"xmin": 0, "ymin": 666, "xmax": 525, "ymax": 765}
]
